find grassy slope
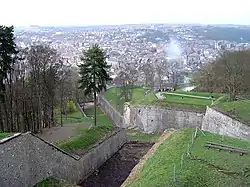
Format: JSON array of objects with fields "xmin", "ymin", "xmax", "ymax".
[
  {"xmin": 127, "ymin": 128, "xmax": 250, "ymax": 187},
  {"xmin": 0, "ymin": 133, "xmax": 10, "ymax": 139},
  {"xmin": 104, "ymin": 87, "xmax": 157, "ymax": 107},
  {"xmin": 126, "ymin": 130, "xmax": 161, "ymax": 143},
  {"xmin": 56, "ymin": 106, "xmax": 114, "ymax": 152},
  {"xmin": 33, "ymin": 177, "xmax": 80, "ymax": 187},
  {"xmin": 104, "ymin": 87, "xmax": 212, "ymax": 111},
  {"xmin": 217, "ymin": 100, "xmax": 250, "ymax": 125},
  {"xmin": 84, "ymin": 106, "xmax": 113, "ymax": 126}
]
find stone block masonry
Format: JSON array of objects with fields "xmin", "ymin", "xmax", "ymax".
[
  {"xmin": 99, "ymin": 94, "xmax": 250, "ymax": 140},
  {"xmin": 129, "ymin": 106, "xmax": 204, "ymax": 133},
  {"xmin": 98, "ymin": 95, "xmax": 125, "ymax": 128},
  {"xmin": 202, "ymin": 107, "xmax": 250, "ymax": 140},
  {"xmin": 0, "ymin": 129, "xmax": 126, "ymax": 187}
]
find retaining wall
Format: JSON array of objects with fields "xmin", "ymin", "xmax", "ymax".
[
  {"xmin": 0, "ymin": 129, "xmax": 126, "ymax": 187},
  {"xmin": 129, "ymin": 106, "xmax": 204, "ymax": 133},
  {"xmin": 202, "ymin": 107, "xmax": 250, "ymax": 140},
  {"xmin": 98, "ymin": 95, "xmax": 125, "ymax": 128}
]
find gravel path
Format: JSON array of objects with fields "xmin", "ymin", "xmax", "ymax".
[{"xmin": 37, "ymin": 123, "xmax": 90, "ymax": 143}]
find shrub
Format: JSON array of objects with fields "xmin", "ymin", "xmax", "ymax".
[{"xmin": 67, "ymin": 100, "xmax": 77, "ymax": 113}]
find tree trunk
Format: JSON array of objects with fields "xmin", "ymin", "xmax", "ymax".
[
  {"xmin": 94, "ymin": 90, "xmax": 97, "ymax": 126},
  {"xmin": 0, "ymin": 106, "xmax": 3, "ymax": 132}
]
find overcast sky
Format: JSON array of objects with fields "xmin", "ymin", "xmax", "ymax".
[{"xmin": 0, "ymin": 0, "xmax": 249, "ymax": 26}]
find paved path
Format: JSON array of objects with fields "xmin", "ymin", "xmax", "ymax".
[
  {"xmin": 164, "ymin": 92, "xmax": 211, "ymax": 100},
  {"xmin": 38, "ymin": 123, "xmax": 90, "ymax": 144}
]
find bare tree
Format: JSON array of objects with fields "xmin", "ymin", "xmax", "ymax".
[
  {"xmin": 154, "ymin": 59, "xmax": 167, "ymax": 89},
  {"xmin": 194, "ymin": 50, "xmax": 250, "ymax": 101},
  {"xmin": 139, "ymin": 59, "xmax": 155, "ymax": 89}
]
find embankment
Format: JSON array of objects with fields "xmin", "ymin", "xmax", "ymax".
[
  {"xmin": 202, "ymin": 107, "xmax": 250, "ymax": 140},
  {"xmin": 99, "ymin": 95, "xmax": 204, "ymax": 133},
  {"xmin": 100, "ymin": 95, "xmax": 250, "ymax": 140}
]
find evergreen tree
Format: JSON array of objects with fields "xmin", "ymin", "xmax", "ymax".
[
  {"xmin": 78, "ymin": 44, "xmax": 112, "ymax": 126},
  {"xmin": 0, "ymin": 25, "xmax": 18, "ymax": 131}
]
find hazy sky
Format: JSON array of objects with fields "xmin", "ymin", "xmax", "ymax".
[{"xmin": 1, "ymin": 0, "xmax": 249, "ymax": 26}]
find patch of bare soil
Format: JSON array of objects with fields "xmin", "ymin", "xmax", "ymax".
[
  {"xmin": 121, "ymin": 131, "xmax": 172, "ymax": 187},
  {"xmin": 80, "ymin": 141, "xmax": 154, "ymax": 187}
]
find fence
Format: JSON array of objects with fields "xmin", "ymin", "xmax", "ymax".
[{"xmin": 168, "ymin": 127, "xmax": 206, "ymax": 186}]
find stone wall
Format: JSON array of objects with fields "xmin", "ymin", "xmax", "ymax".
[
  {"xmin": 130, "ymin": 106, "xmax": 204, "ymax": 133},
  {"xmin": 98, "ymin": 95, "xmax": 125, "ymax": 128},
  {"xmin": 0, "ymin": 129, "xmax": 126, "ymax": 187},
  {"xmin": 202, "ymin": 107, "xmax": 250, "ymax": 140}
]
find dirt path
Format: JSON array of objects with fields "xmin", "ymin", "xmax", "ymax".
[
  {"xmin": 37, "ymin": 123, "xmax": 90, "ymax": 143},
  {"xmin": 81, "ymin": 141, "xmax": 154, "ymax": 187}
]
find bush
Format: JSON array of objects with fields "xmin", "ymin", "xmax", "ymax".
[{"xmin": 67, "ymin": 100, "xmax": 77, "ymax": 113}]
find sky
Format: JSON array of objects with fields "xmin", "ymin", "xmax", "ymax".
[{"xmin": 0, "ymin": 0, "xmax": 250, "ymax": 26}]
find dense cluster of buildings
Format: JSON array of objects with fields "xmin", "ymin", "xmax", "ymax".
[{"xmin": 15, "ymin": 24, "xmax": 250, "ymax": 86}]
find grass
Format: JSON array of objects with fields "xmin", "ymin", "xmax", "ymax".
[
  {"xmin": 57, "ymin": 124, "xmax": 113, "ymax": 152},
  {"xmin": 33, "ymin": 177, "xmax": 80, "ymax": 187},
  {"xmin": 164, "ymin": 94, "xmax": 212, "ymax": 106},
  {"xmin": 104, "ymin": 87, "xmax": 217, "ymax": 111},
  {"xmin": 0, "ymin": 133, "xmax": 10, "ymax": 139},
  {"xmin": 172, "ymin": 91, "xmax": 224, "ymax": 98},
  {"xmin": 55, "ymin": 104, "xmax": 113, "ymax": 126},
  {"xmin": 217, "ymin": 99, "xmax": 250, "ymax": 125},
  {"xmin": 84, "ymin": 106, "xmax": 113, "ymax": 126},
  {"xmin": 104, "ymin": 87, "xmax": 158, "ymax": 110},
  {"xmin": 126, "ymin": 130, "xmax": 161, "ymax": 143},
  {"xmin": 55, "ymin": 110, "xmax": 91, "ymax": 124},
  {"xmin": 126, "ymin": 128, "xmax": 250, "ymax": 187},
  {"xmin": 56, "ymin": 106, "xmax": 114, "ymax": 152}
]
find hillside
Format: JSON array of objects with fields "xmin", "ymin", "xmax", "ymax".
[{"xmin": 124, "ymin": 128, "xmax": 250, "ymax": 187}]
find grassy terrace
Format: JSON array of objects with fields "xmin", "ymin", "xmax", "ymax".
[
  {"xmin": 104, "ymin": 87, "xmax": 157, "ymax": 113},
  {"xmin": 217, "ymin": 100, "xmax": 250, "ymax": 125},
  {"xmin": 126, "ymin": 128, "xmax": 250, "ymax": 187},
  {"xmin": 56, "ymin": 106, "xmax": 114, "ymax": 153},
  {"xmin": 104, "ymin": 87, "xmax": 215, "ymax": 111},
  {"xmin": 104, "ymin": 86, "xmax": 250, "ymax": 123},
  {"xmin": 163, "ymin": 93, "xmax": 212, "ymax": 107}
]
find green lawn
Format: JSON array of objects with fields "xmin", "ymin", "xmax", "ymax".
[
  {"xmin": 164, "ymin": 94, "xmax": 212, "ymax": 106},
  {"xmin": 57, "ymin": 124, "xmax": 114, "ymax": 152},
  {"xmin": 104, "ymin": 87, "xmax": 158, "ymax": 108},
  {"xmin": 55, "ymin": 104, "xmax": 113, "ymax": 126},
  {"xmin": 126, "ymin": 130, "xmax": 161, "ymax": 143},
  {"xmin": 126, "ymin": 128, "xmax": 250, "ymax": 187},
  {"xmin": 0, "ymin": 133, "xmax": 10, "ymax": 139},
  {"xmin": 172, "ymin": 91, "xmax": 224, "ymax": 98},
  {"xmin": 104, "ymin": 87, "xmax": 216, "ymax": 111},
  {"xmin": 55, "ymin": 110, "xmax": 91, "ymax": 124},
  {"xmin": 84, "ymin": 106, "xmax": 113, "ymax": 126},
  {"xmin": 56, "ymin": 106, "xmax": 114, "ymax": 153},
  {"xmin": 33, "ymin": 177, "xmax": 80, "ymax": 187},
  {"xmin": 217, "ymin": 100, "xmax": 250, "ymax": 125}
]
